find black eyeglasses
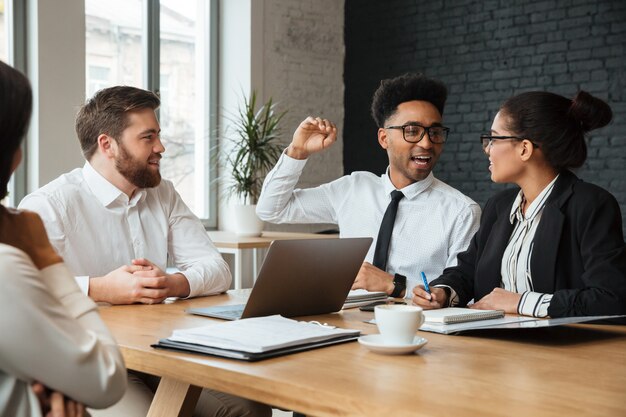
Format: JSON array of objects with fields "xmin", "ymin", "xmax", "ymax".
[
  {"xmin": 480, "ymin": 134, "xmax": 535, "ymax": 152},
  {"xmin": 385, "ymin": 123, "xmax": 450, "ymax": 144}
]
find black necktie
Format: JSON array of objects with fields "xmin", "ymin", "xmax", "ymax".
[{"xmin": 372, "ymin": 190, "xmax": 404, "ymax": 271}]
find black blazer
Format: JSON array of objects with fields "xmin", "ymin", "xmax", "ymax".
[{"xmin": 431, "ymin": 170, "xmax": 626, "ymax": 317}]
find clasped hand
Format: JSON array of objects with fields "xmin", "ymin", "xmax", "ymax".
[{"xmin": 89, "ymin": 258, "xmax": 190, "ymax": 304}]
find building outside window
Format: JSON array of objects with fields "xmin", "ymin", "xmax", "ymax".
[{"xmin": 85, "ymin": 0, "xmax": 215, "ymax": 224}]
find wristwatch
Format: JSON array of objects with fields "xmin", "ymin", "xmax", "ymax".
[{"xmin": 390, "ymin": 273, "xmax": 407, "ymax": 298}]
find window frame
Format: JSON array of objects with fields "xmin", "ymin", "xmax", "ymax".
[
  {"xmin": 3, "ymin": 0, "xmax": 27, "ymax": 207},
  {"xmin": 145, "ymin": 0, "xmax": 218, "ymax": 228}
]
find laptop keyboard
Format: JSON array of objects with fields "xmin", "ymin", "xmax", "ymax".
[{"xmin": 218, "ymin": 309, "xmax": 243, "ymax": 319}]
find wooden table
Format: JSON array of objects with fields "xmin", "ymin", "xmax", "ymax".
[
  {"xmin": 100, "ymin": 292, "xmax": 626, "ymax": 417},
  {"xmin": 207, "ymin": 231, "xmax": 338, "ymax": 289}
]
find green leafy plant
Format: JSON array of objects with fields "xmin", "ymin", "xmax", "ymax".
[{"xmin": 221, "ymin": 91, "xmax": 287, "ymax": 204}]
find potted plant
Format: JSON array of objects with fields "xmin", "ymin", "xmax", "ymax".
[{"xmin": 220, "ymin": 90, "xmax": 286, "ymax": 236}]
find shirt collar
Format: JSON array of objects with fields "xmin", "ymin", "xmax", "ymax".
[
  {"xmin": 382, "ymin": 168, "xmax": 435, "ymax": 200},
  {"xmin": 509, "ymin": 175, "xmax": 560, "ymax": 223},
  {"xmin": 82, "ymin": 162, "xmax": 145, "ymax": 207}
]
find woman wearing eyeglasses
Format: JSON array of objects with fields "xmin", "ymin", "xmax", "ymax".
[{"xmin": 412, "ymin": 90, "xmax": 626, "ymax": 318}]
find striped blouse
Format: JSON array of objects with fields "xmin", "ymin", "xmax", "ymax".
[{"xmin": 502, "ymin": 175, "xmax": 559, "ymax": 317}]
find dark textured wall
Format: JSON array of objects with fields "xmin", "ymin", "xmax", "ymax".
[{"xmin": 344, "ymin": 0, "xmax": 626, "ymax": 235}]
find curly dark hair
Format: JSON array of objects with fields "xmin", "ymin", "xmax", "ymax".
[
  {"xmin": 0, "ymin": 61, "xmax": 32, "ymax": 199},
  {"xmin": 500, "ymin": 91, "xmax": 612, "ymax": 171},
  {"xmin": 370, "ymin": 73, "xmax": 448, "ymax": 127},
  {"xmin": 76, "ymin": 86, "xmax": 160, "ymax": 160}
]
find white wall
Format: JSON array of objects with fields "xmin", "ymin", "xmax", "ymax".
[
  {"xmin": 217, "ymin": 0, "xmax": 345, "ymax": 233},
  {"xmin": 26, "ymin": 0, "xmax": 85, "ymax": 192}
]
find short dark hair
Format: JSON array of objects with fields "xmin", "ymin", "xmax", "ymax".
[
  {"xmin": 0, "ymin": 61, "xmax": 32, "ymax": 199},
  {"xmin": 76, "ymin": 86, "xmax": 160, "ymax": 160},
  {"xmin": 500, "ymin": 91, "xmax": 612, "ymax": 171},
  {"xmin": 370, "ymin": 73, "xmax": 448, "ymax": 127}
]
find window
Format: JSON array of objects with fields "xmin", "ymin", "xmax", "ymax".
[
  {"xmin": 1, "ymin": 0, "xmax": 8, "ymax": 206},
  {"xmin": 0, "ymin": 1, "xmax": 7, "ymax": 61},
  {"xmin": 85, "ymin": 0, "xmax": 216, "ymax": 224},
  {"xmin": 1, "ymin": 0, "xmax": 26, "ymax": 208}
]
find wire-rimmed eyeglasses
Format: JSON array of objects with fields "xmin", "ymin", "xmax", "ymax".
[
  {"xmin": 480, "ymin": 134, "xmax": 537, "ymax": 152},
  {"xmin": 385, "ymin": 123, "xmax": 450, "ymax": 144}
]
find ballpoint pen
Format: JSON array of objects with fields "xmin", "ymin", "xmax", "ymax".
[{"xmin": 420, "ymin": 271, "xmax": 431, "ymax": 294}]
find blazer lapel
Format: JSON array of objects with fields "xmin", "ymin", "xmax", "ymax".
[
  {"xmin": 530, "ymin": 172, "xmax": 577, "ymax": 293},
  {"xmin": 476, "ymin": 197, "xmax": 515, "ymax": 299}
]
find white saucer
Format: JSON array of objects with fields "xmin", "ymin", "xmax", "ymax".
[{"xmin": 358, "ymin": 334, "xmax": 428, "ymax": 355}]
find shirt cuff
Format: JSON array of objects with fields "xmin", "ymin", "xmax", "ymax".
[
  {"xmin": 279, "ymin": 149, "xmax": 309, "ymax": 173},
  {"xmin": 433, "ymin": 285, "xmax": 459, "ymax": 307},
  {"xmin": 517, "ymin": 291, "xmax": 552, "ymax": 318},
  {"xmin": 76, "ymin": 275, "xmax": 90, "ymax": 295}
]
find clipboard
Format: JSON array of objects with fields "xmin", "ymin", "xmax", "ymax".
[{"xmin": 152, "ymin": 333, "xmax": 359, "ymax": 361}]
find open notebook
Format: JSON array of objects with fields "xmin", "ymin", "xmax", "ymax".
[{"xmin": 423, "ymin": 308, "xmax": 504, "ymax": 324}]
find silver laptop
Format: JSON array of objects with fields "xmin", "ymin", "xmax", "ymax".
[{"xmin": 187, "ymin": 237, "xmax": 373, "ymax": 320}]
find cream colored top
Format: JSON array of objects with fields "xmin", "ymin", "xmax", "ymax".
[{"xmin": 0, "ymin": 244, "xmax": 127, "ymax": 417}]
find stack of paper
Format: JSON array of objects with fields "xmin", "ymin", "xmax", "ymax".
[
  {"xmin": 153, "ymin": 315, "xmax": 360, "ymax": 361},
  {"xmin": 342, "ymin": 289, "xmax": 388, "ymax": 309}
]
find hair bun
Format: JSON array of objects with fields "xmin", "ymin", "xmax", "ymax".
[{"xmin": 568, "ymin": 91, "xmax": 613, "ymax": 132}]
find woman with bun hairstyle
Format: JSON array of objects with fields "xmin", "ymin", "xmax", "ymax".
[{"xmin": 413, "ymin": 90, "xmax": 626, "ymax": 318}]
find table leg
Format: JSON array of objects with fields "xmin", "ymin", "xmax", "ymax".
[
  {"xmin": 252, "ymin": 248, "xmax": 258, "ymax": 281},
  {"xmin": 234, "ymin": 249, "xmax": 243, "ymax": 289},
  {"xmin": 147, "ymin": 377, "xmax": 202, "ymax": 417}
]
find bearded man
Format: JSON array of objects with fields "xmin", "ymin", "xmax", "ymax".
[{"xmin": 19, "ymin": 86, "xmax": 271, "ymax": 417}]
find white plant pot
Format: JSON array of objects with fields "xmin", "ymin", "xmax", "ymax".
[{"xmin": 233, "ymin": 204, "xmax": 264, "ymax": 237}]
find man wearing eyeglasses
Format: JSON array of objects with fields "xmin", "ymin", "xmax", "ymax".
[{"xmin": 256, "ymin": 73, "xmax": 481, "ymax": 299}]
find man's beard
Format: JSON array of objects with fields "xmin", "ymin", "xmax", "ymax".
[{"xmin": 114, "ymin": 143, "xmax": 161, "ymax": 189}]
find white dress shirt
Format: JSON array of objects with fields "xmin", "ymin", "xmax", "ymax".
[
  {"xmin": 502, "ymin": 175, "xmax": 559, "ymax": 317},
  {"xmin": 19, "ymin": 162, "xmax": 231, "ymax": 297},
  {"xmin": 0, "ymin": 244, "xmax": 127, "ymax": 416},
  {"xmin": 256, "ymin": 152, "xmax": 481, "ymax": 296}
]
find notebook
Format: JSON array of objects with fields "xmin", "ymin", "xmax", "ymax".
[
  {"xmin": 187, "ymin": 237, "xmax": 373, "ymax": 320},
  {"xmin": 423, "ymin": 308, "xmax": 505, "ymax": 324},
  {"xmin": 153, "ymin": 315, "xmax": 361, "ymax": 361}
]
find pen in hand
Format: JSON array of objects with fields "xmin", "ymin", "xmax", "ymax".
[{"xmin": 420, "ymin": 271, "xmax": 431, "ymax": 300}]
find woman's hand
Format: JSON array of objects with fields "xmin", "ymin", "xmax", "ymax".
[
  {"xmin": 412, "ymin": 286, "xmax": 448, "ymax": 310},
  {"xmin": 470, "ymin": 288, "xmax": 521, "ymax": 313},
  {"xmin": 0, "ymin": 207, "xmax": 62, "ymax": 269},
  {"xmin": 32, "ymin": 382, "xmax": 86, "ymax": 417}
]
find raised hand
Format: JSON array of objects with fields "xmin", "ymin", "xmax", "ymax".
[{"xmin": 286, "ymin": 116, "xmax": 337, "ymax": 160}]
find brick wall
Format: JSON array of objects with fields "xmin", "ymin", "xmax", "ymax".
[
  {"xmin": 344, "ymin": 0, "xmax": 626, "ymax": 235},
  {"xmin": 260, "ymin": 0, "xmax": 345, "ymax": 232}
]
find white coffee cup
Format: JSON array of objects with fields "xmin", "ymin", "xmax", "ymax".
[{"xmin": 374, "ymin": 304, "xmax": 424, "ymax": 345}]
